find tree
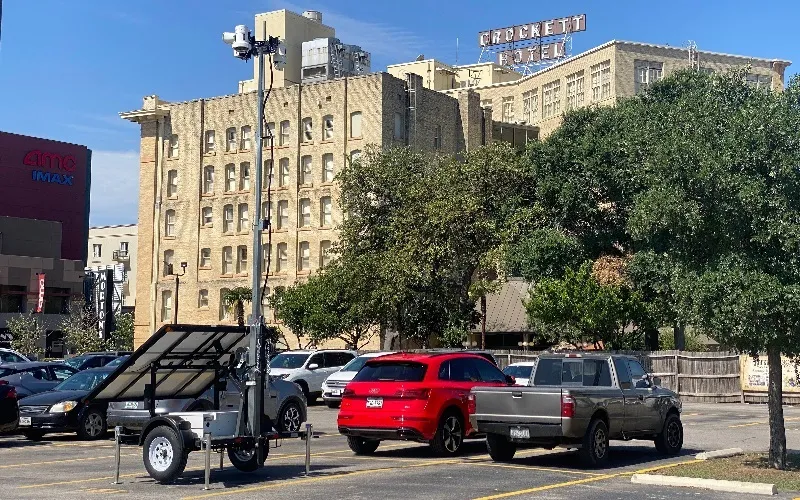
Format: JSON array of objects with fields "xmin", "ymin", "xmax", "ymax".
[
  {"xmin": 110, "ymin": 312, "xmax": 134, "ymax": 351},
  {"xmin": 222, "ymin": 287, "xmax": 252, "ymax": 327},
  {"xmin": 7, "ymin": 312, "xmax": 45, "ymax": 359},
  {"xmin": 61, "ymin": 300, "xmax": 107, "ymax": 354}
]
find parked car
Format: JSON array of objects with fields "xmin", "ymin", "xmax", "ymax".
[
  {"xmin": 322, "ymin": 352, "xmax": 395, "ymax": 408},
  {"xmin": 469, "ymin": 353, "xmax": 683, "ymax": 466},
  {"xmin": 0, "ymin": 381, "xmax": 19, "ymax": 433},
  {"xmin": 107, "ymin": 376, "xmax": 307, "ymax": 434},
  {"xmin": 338, "ymin": 352, "xmax": 514, "ymax": 456},
  {"xmin": 65, "ymin": 352, "xmax": 130, "ymax": 371},
  {"xmin": 502, "ymin": 361, "xmax": 536, "ymax": 386},
  {"xmin": 17, "ymin": 367, "xmax": 115, "ymax": 440},
  {"xmin": 424, "ymin": 349, "xmax": 499, "ymax": 366},
  {"xmin": 270, "ymin": 349, "xmax": 357, "ymax": 401},
  {"xmin": 104, "ymin": 355, "xmax": 130, "ymax": 368},
  {"xmin": 0, "ymin": 348, "xmax": 31, "ymax": 364},
  {"xmin": 0, "ymin": 362, "xmax": 78, "ymax": 398}
]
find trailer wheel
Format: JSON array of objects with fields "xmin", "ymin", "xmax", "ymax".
[
  {"xmin": 228, "ymin": 446, "xmax": 267, "ymax": 472},
  {"xmin": 143, "ymin": 425, "xmax": 188, "ymax": 483}
]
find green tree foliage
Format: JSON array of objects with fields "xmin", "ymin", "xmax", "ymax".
[
  {"xmin": 7, "ymin": 312, "xmax": 45, "ymax": 359},
  {"xmin": 222, "ymin": 287, "xmax": 252, "ymax": 327},
  {"xmin": 110, "ymin": 312, "xmax": 134, "ymax": 351},
  {"xmin": 61, "ymin": 300, "xmax": 107, "ymax": 354},
  {"xmin": 505, "ymin": 228, "xmax": 585, "ymax": 281}
]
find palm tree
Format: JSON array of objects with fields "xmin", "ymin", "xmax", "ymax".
[{"xmin": 222, "ymin": 287, "xmax": 252, "ymax": 326}]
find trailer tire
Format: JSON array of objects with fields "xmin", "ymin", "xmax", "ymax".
[
  {"xmin": 486, "ymin": 433, "xmax": 516, "ymax": 462},
  {"xmin": 143, "ymin": 425, "xmax": 188, "ymax": 483},
  {"xmin": 228, "ymin": 446, "xmax": 267, "ymax": 472},
  {"xmin": 579, "ymin": 418, "xmax": 609, "ymax": 468}
]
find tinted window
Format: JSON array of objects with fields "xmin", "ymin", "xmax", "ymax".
[
  {"xmin": 627, "ymin": 359, "xmax": 649, "ymax": 388},
  {"xmin": 562, "ymin": 360, "xmax": 583, "ymax": 384},
  {"xmin": 65, "ymin": 357, "xmax": 88, "ymax": 369},
  {"xmin": 504, "ymin": 365, "xmax": 534, "ymax": 379},
  {"xmin": 474, "ymin": 359, "xmax": 506, "ymax": 383},
  {"xmin": 446, "ymin": 358, "xmax": 481, "ymax": 382},
  {"xmin": 325, "ymin": 352, "xmax": 354, "ymax": 368},
  {"xmin": 0, "ymin": 351, "xmax": 25, "ymax": 363},
  {"xmin": 532, "ymin": 358, "xmax": 562, "ymax": 386},
  {"xmin": 341, "ymin": 355, "xmax": 371, "ymax": 373},
  {"xmin": 307, "ymin": 353, "xmax": 324, "ymax": 368},
  {"xmin": 353, "ymin": 362, "xmax": 427, "ymax": 382},
  {"xmin": 51, "ymin": 366, "xmax": 76, "ymax": 381},
  {"xmin": 613, "ymin": 357, "xmax": 632, "ymax": 389},
  {"xmin": 0, "ymin": 367, "xmax": 14, "ymax": 378},
  {"xmin": 271, "ymin": 353, "xmax": 309, "ymax": 369},
  {"xmin": 22, "ymin": 367, "xmax": 48, "ymax": 380},
  {"xmin": 583, "ymin": 360, "xmax": 612, "ymax": 387}
]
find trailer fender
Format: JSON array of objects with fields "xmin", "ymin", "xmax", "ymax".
[{"xmin": 138, "ymin": 416, "xmax": 197, "ymax": 452}]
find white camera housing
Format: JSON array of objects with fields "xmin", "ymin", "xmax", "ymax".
[{"xmin": 223, "ymin": 25, "xmax": 252, "ymax": 59}]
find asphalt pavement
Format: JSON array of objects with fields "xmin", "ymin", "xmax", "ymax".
[{"xmin": 0, "ymin": 402, "xmax": 798, "ymax": 500}]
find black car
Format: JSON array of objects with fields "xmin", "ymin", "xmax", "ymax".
[
  {"xmin": 65, "ymin": 352, "xmax": 129, "ymax": 371},
  {"xmin": 17, "ymin": 367, "xmax": 114, "ymax": 440},
  {"xmin": 0, "ymin": 362, "xmax": 78, "ymax": 398},
  {"xmin": 104, "ymin": 355, "xmax": 130, "ymax": 368},
  {"xmin": 0, "ymin": 382, "xmax": 19, "ymax": 433}
]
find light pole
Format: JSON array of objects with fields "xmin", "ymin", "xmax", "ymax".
[
  {"xmin": 171, "ymin": 262, "xmax": 187, "ymax": 324},
  {"xmin": 222, "ymin": 24, "xmax": 285, "ymax": 462}
]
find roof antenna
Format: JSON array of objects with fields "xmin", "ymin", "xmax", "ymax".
[{"xmin": 456, "ymin": 37, "xmax": 459, "ymax": 66}]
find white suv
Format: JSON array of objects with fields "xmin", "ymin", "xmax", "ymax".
[
  {"xmin": 0, "ymin": 348, "xmax": 31, "ymax": 364},
  {"xmin": 269, "ymin": 350, "xmax": 357, "ymax": 401}
]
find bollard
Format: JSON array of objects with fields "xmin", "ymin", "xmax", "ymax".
[
  {"xmin": 304, "ymin": 423, "xmax": 312, "ymax": 476},
  {"xmin": 203, "ymin": 433, "xmax": 212, "ymax": 490},
  {"xmin": 112, "ymin": 426, "xmax": 122, "ymax": 485},
  {"xmin": 220, "ymin": 449, "xmax": 224, "ymax": 471}
]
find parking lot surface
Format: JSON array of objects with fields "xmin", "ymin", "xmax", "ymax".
[{"xmin": 1, "ymin": 402, "xmax": 799, "ymax": 500}]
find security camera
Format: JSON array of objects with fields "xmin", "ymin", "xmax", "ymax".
[{"xmin": 223, "ymin": 24, "xmax": 253, "ymax": 60}]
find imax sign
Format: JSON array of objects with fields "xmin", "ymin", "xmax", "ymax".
[{"xmin": 31, "ymin": 170, "xmax": 74, "ymax": 185}]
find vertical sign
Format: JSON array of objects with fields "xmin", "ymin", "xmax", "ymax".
[{"xmin": 36, "ymin": 274, "xmax": 46, "ymax": 313}]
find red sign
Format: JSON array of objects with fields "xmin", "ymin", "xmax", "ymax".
[
  {"xmin": 36, "ymin": 274, "xmax": 46, "ymax": 313},
  {"xmin": 23, "ymin": 150, "xmax": 77, "ymax": 172}
]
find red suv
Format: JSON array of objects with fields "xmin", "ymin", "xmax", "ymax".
[{"xmin": 337, "ymin": 352, "xmax": 513, "ymax": 456}]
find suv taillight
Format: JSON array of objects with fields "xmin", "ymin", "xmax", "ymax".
[
  {"xmin": 4, "ymin": 387, "xmax": 16, "ymax": 399},
  {"xmin": 561, "ymin": 394, "xmax": 575, "ymax": 418},
  {"xmin": 467, "ymin": 394, "xmax": 476, "ymax": 415},
  {"xmin": 342, "ymin": 387, "xmax": 355, "ymax": 398},
  {"xmin": 394, "ymin": 388, "xmax": 430, "ymax": 400}
]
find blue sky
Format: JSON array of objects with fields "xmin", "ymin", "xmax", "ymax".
[{"xmin": 1, "ymin": 0, "xmax": 798, "ymax": 226}]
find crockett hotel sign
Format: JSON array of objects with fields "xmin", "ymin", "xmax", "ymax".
[{"xmin": 478, "ymin": 14, "xmax": 587, "ymax": 65}]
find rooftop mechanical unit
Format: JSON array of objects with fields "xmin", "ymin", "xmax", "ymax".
[{"xmin": 301, "ymin": 37, "xmax": 371, "ymax": 84}]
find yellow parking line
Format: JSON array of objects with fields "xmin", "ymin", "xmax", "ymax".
[
  {"xmin": 465, "ymin": 462, "xmax": 604, "ymax": 476},
  {"xmin": 619, "ymin": 459, "xmax": 703, "ymax": 475},
  {"xmin": 0, "ymin": 453, "xmax": 138, "ymax": 469},
  {"xmin": 729, "ymin": 422, "xmax": 762, "ymax": 428},
  {"xmin": 81, "ymin": 488, "xmax": 127, "ymax": 494}
]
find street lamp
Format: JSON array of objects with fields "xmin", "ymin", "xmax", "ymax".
[
  {"xmin": 169, "ymin": 261, "xmax": 187, "ymax": 325},
  {"xmin": 222, "ymin": 23, "xmax": 285, "ymax": 462}
]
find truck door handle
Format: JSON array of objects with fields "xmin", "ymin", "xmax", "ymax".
[{"xmin": 511, "ymin": 392, "xmax": 523, "ymax": 398}]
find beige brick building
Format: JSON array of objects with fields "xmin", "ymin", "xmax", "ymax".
[{"xmin": 87, "ymin": 224, "xmax": 137, "ymax": 312}]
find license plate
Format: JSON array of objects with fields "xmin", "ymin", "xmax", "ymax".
[
  {"xmin": 331, "ymin": 389, "xmax": 342, "ymax": 396},
  {"xmin": 509, "ymin": 426, "xmax": 530, "ymax": 439},
  {"xmin": 19, "ymin": 417, "xmax": 31, "ymax": 426},
  {"xmin": 366, "ymin": 397, "xmax": 383, "ymax": 408},
  {"xmin": 124, "ymin": 401, "xmax": 139, "ymax": 409}
]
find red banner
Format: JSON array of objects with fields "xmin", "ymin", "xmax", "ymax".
[{"xmin": 36, "ymin": 274, "xmax": 46, "ymax": 313}]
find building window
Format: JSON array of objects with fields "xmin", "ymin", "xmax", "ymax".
[
  {"xmin": 745, "ymin": 73, "xmax": 772, "ymax": 90},
  {"xmin": 239, "ymin": 162, "xmax": 250, "ymax": 191},
  {"xmin": 522, "ymin": 90, "xmax": 538, "ymax": 124},
  {"xmin": 226, "ymin": 127, "xmax": 237, "ymax": 152},
  {"xmin": 237, "ymin": 203, "xmax": 249, "ymax": 232},
  {"xmin": 200, "ymin": 248, "xmax": 211, "ymax": 268},
  {"xmin": 161, "ymin": 290, "xmax": 172, "ymax": 322},
  {"xmin": 166, "ymin": 170, "xmax": 178, "ymax": 198},
  {"xmin": 219, "ymin": 288, "xmax": 230, "ymax": 320},
  {"xmin": 393, "ymin": 112, "xmax": 404, "ymax": 141},
  {"xmin": 302, "ymin": 117, "xmax": 313, "ymax": 142},
  {"xmin": 279, "ymin": 158, "xmax": 290, "ymax": 187},
  {"xmin": 92, "ymin": 244, "xmax": 102, "ymax": 259},
  {"xmin": 222, "ymin": 246, "xmax": 233, "ymax": 275},
  {"xmin": 262, "ymin": 243, "xmax": 271, "ymax": 274},
  {"xmin": 322, "ymin": 153, "xmax": 334, "ymax": 182},
  {"xmin": 542, "ymin": 79, "xmax": 561, "ymax": 119},
  {"xmin": 276, "ymin": 243, "xmax": 288, "ymax": 273},
  {"xmin": 350, "ymin": 111, "xmax": 362, "ymax": 138},
  {"xmin": 634, "ymin": 60, "xmax": 663, "ymax": 94},
  {"xmin": 225, "ymin": 164, "xmax": 236, "ymax": 192},
  {"xmin": 205, "ymin": 130, "xmax": 216, "ymax": 153},
  {"xmin": 198, "ymin": 289, "xmax": 209, "ymax": 308},
  {"xmin": 320, "ymin": 196, "xmax": 332, "ymax": 227},
  {"xmin": 265, "ymin": 122, "xmax": 275, "ymax": 145},
  {"xmin": 298, "ymin": 241, "xmax": 310, "ymax": 271},
  {"xmin": 163, "ymin": 250, "xmax": 174, "ymax": 276},
  {"xmin": 298, "ymin": 198, "xmax": 311, "ymax": 227},
  {"xmin": 433, "ymin": 125, "xmax": 442, "ymax": 150},
  {"xmin": 322, "ymin": 115, "xmax": 334, "ymax": 140},
  {"xmin": 350, "ymin": 149, "xmax": 362, "ymax": 163},
  {"xmin": 501, "ymin": 97, "xmax": 514, "ymax": 122},
  {"xmin": 261, "ymin": 200, "xmax": 272, "ymax": 223},
  {"xmin": 320, "ymin": 240, "xmax": 332, "ymax": 267},
  {"xmin": 565, "ymin": 71, "xmax": 585, "ymax": 111},
  {"xmin": 203, "ymin": 166, "xmax": 215, "ymax": 194},
  {"xmin": 223, "ymin": 204, "xmax": 234, "ymax": 233},
  {"xmin": 119, "ymin": 241, "xmax": 129, "ymax": 255},
  {"xmin": 277, "ymin": 200, "xmax": 289, "ymax": 229},
  {"xmin": 279, "ymin": 120, "xmax": 290, "ymax": 146},
  {"xmin": 590, "ymin": 60, "xmax": 611, "ymax": 101},
  {"xmin": 164, "ymin": 210, "xmax": 176, "ymax": 237},
  {"xmin": 168, "ymin": 134, "xmax": 179, "ymax": 158},
  {"xmin": 240, "ymin": 126, "xmax": 252, "ymax": 150},
  {"xmin": 300, "ymin": 156, "xmax": 312, "ymax": 185},
  {"xmin": 237, "ymin": 245, "xmax": 248, "ymax": 274},
  {"xmin": 480, "ymin": 99, "xmax": 493, "ymax": 109},
  {"xmin": 201, "ymin": 206, "xmax": 213, "ymax": 226},
  {"xmin": 263, "ymin": 159, "xmax": 274, "ymax": 189}
]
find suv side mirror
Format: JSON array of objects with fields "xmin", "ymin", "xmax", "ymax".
[
  {"xmin": 651, "ymin": 375, "xmax": 662, "ymax": 387},
  {"xmin": 307, "ymin": 363, "xmax": 319, "ymax": 370},
  {"xmin": 505, "ymin": 374, "xmax": 516, "ymax": 385}
]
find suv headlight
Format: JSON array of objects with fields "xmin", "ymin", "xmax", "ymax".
[
  {"xmin": 273, "ymin": 374, "xmax": 290, "ymax": 380},
  {"xmin": 50, "ymin": 401, "xmax": 78, "ymax": 413}
]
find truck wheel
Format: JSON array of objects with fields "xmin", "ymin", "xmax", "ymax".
[
  {"xmin": 228, "ymin": 446, "xmax": 267, "ymax": 472},
  {"xmin": 143, "ymin": 425, "xmax": 188, "ymax": 484},
  {"xmin": 77, "ymin": 409, "xmax": 107, "ymax": 440},
  {"xmin": 430, "ymin": 411, "xmax": 464, "ymax": 456},
  {"xmin": 486, "ymin": 433, "xmax": 516, "ymax": 462},
  {"xmin": 347, "ymin": 436, "xmax": 380, "ymax": 455},
  {"xmin": 579, "ymin": 419, "xmax": 609, "ymax": 468},
  {"xmin": 655, "ymin": 413, "xmax": 683, "ymax": 455}
]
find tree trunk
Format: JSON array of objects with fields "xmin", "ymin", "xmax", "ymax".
[
  {"xmin": 767, "ymin": 346, "xmax": 787, "ymax": 469},
  {"xmin": 480, "ymin": 295, "xmax": 487, "ymax": 350},
  {"xmin": 645, "ymin": 325, "xmax": 659, "ymax": 351},
  {"xmin": 673, "ymin": 322, "xmax": 685, "ymax": 351},
  {"xmin": 235, "ymin": 300, "xmax": 245, "ymax": 327}
]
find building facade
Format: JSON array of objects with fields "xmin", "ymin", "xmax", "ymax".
[{"xmin": 87, "ymin": 224, "xmax": 137, "ymax": 312}]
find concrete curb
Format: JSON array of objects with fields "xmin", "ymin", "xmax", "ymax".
[
  {"xmin": 631, "ymin": 474, "xmax": 777, "ymax": 496},
  {"xmin": 696, "ymin": 448, "xmax": 744, "ymax": 460}
]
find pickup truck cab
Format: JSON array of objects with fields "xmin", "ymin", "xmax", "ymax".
[{"xmin": 469, "ymin": 353, "xmax": 683, "ymax": 467}]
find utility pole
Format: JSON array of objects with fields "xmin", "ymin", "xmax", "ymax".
[{"xmin": 172, "ymin": 262, "xmax": 187, "ymax": 325}]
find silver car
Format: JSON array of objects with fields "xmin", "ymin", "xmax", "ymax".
[{"xmin": 107, "ymin": 376, "xmax": 306, "ymax": 434}]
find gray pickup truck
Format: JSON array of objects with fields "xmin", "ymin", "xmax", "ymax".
[{"xmin": 469, "ymin": 353, "xmax": 683, "ymax": 466}]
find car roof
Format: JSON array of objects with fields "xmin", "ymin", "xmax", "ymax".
[
  {"xmin": 359, "ymin": 351, "xmax": 396, "ymax": 358},
  {"xmin": 365, "ymin": 352, "xmax": 492, "ymax": 364},
  {"xmin": 279, "ymin": 349, "xmax": 357, "ymax": 355},
  {"xmin": 81, "ymin": 367, "xmax": 118, "ymax": 373},
  {"xmin": 0, "ymin": 361, "xmax": 67, "ymax": 369}
]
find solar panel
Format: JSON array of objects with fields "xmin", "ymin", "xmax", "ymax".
[{"xmin": 88, "ymin": 324, "xmax": 249, "ymax": 402}]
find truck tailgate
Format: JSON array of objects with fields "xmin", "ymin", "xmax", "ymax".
[{"xmin": 471, "ymin": 386, "xmax": 562, "ymax": 426}]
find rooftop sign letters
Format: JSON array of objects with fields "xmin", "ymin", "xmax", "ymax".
[
  {"xmin": 478, "ymin": 14, "xmax": 586, "ymax": 67},
  {"xmin": 22, "ymin": 150, "xmax": 76, "ymax": 186}
]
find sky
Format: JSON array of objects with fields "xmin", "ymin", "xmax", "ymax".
[{"xmin": 1, "ymin": 0, "xmax": 799, "ymax": 226}]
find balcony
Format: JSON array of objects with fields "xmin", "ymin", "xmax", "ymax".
[{"xmin": 113, "ymin": 250, "xmax": 130, "ymax": 262}]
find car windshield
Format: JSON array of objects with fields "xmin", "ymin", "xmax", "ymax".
[
  {"xmin": 105, "ymin": 356, "xmax": 129, "ymax": 367},
  {"xmin": 64, "ymin": 357, "xmax": 88, "ymax": 369},
  {"xmin": 341, "ymin": 356, "xmax": 372, "ymax": 372},
  {"xmin": 353, "ymin": 362, "xmax": 427, "ymax": 382},
  {"xmin": 54, "ymin": 371, "xmax": 110, "ymax": 391},
  {"xmin": 503, "ymin": 365, "xmax": 533, "ymax": 379},
  {"xmin": 271, "ymin": 353, "xmax": 309, "ymax": 369}
]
